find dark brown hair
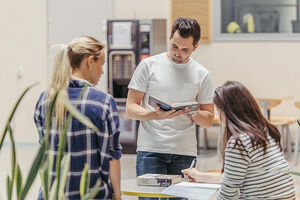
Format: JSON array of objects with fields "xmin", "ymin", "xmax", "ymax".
[
  {"xmin": 170, "ymin": 17, "xmax": 201, "ymax": 46},
  {"xmin": 213, "ymin": 81, "xmax": 282, "ymax": 171}
]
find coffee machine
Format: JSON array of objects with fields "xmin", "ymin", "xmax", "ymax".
[{"xmin": 106, "ymin": 19, "xmax": 167, "ymax": 153}]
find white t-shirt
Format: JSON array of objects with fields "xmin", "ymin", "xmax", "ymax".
[{"xmin": 128, "ymin": 53, "xmax": 214, "ymax": 156}]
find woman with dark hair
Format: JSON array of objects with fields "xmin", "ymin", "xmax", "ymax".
[{"xmin": 182, "ymin": 81, "xmax": 296, "ymax": 199}]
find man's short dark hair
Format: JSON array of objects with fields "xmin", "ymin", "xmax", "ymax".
[{"xmin": 170, "ymin": 17, "xmax": 201, "ymax": 46}]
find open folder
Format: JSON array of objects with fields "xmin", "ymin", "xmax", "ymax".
[
  {"xmin": 148, "ymin": 95, "xmax": 200, "ymax": 111},
  {"xmin": 161, "ymin": 182, "xmax": 220, "ymax": 200}
]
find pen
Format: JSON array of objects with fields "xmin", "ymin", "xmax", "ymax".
[{"xmin": 186, "ymin": 158, "xmax": 196, "ymax": 179}]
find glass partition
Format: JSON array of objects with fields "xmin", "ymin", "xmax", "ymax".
[{"xmin": 214, "ymin": 0, "xmax": 300, "ymax": 40}]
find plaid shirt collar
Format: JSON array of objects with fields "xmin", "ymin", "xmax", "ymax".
[{"xmin": 69, "ymin": 76, "xmax": 93, "ymax": 87}]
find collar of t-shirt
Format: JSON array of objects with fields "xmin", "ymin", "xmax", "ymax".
[{"xmin": 165, "ymin": 53, "xmax": 192, "ymax": 69}]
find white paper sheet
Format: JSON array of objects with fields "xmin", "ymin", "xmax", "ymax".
[
  {"xmin": 112, "ymin": 22, "xmax": 132, "ymax": 48},
  {"xmin": 161, "ymin": 182, "xmax": 220, "ymax": 200}
]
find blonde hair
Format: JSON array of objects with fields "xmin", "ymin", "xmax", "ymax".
[{"xmin": 46, "ymin": 36, "xmax": 104, "ymax": 129}]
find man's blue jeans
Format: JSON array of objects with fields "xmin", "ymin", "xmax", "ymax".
[{"xmin": 136, "ymin": 151, "xmax": 197, "ymax": 200}]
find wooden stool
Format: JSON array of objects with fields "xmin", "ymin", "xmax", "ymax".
[{"xmin": 256, "ymin": 98, "xmax": 282, "ymax": 120}]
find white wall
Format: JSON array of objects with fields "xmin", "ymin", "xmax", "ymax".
[
  {"xmin": 114, "ymin": 0, "xmax": 169, "ymax": 19},
  {"xmin": 47, "ymin": 0, "xmax": 114, "ymax": 92},
  {"xmin": 194, "ymin": 42, "xmax": 300, "ymax": 117},
  {"xmin": 0, "ymin": 0, "xmax": 114, "ymax": 144},
  {"xmin": 0, "ymin": 0, "xmax": 47, "ymax": 143}
]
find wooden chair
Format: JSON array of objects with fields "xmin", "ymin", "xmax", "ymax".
[
  {"xmin": 255, "ymin": 98, "xmax": 282, "ymax": 119},
  {"xmin": 293, "ymin": 101, "xmax": 300, "ymax": 165}
]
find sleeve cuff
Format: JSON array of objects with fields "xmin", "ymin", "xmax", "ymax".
[
  {"xmin": 197, "ymin": 98, "xmax": 214, "ymax": 104},
  {"xmin": 110, "ymin": 150, "xmax": 122, "ymax": 160},
  {"xmin": 128, "ymin": 85, "xmax": 147, "ymax": 93}
]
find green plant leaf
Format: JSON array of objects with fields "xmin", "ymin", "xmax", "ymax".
[
  {"xmin": 54, "ymin": 85, "xmax": 91, "ymax": 199},
  {"xmin": 8, "ymin": 125, "xmax": 16, "ymax": 173},
  {"xmin": 48, "ymin": 152, "xmax": 54, "ymax": 193},
  {"xmin": 80, "ymin": 164, "xmax": 90, "ymax": 199},
  {"xmin": 7, "ymin": 124, "xmax": 16, "ymax": 199},
  {"xmin": 44, "ymin": 90, "xmax": 60, "ymax": 150},
  {"xmin": 0, "ymin": 82, "xmax": 38, "ymax": 150},
  {"xmin": 54, "ymin": 115, "xmax": 71, "ymax": 200},
  {"xmin": 39, "ymin": 159, "xmax": 49, "ymax": 200},
  {"xmin": 83, "ymin": 180, "xmax": 101, "ymax": 200},
  {"xmin": 19, "ymin": 141, "xmax": 46, "ymax": 200},
  {"xmin": 15, "ymin": 163, "xmax": 23, "ymax": 197},
  {"xmin": 6, "ymin": 176, "xmax": 13, "ymax": 200},
  {"xmin": 62, "ymin": 98, "xmax": 98, "ymax": 132},
  {"xmin": 49, "ymin": 179, "xmax": 58, "ymax": 200},
  {"xmin": 58, "ymin": 154, "xmax": 71, "ymax": 200}
]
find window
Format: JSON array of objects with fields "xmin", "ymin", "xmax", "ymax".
[{"xmin": 213, "ymin": 0, "xmax": 300, "ymax": 41}]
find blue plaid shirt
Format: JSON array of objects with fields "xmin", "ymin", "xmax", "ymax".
[{"xmin": 34, "ymin": 80, "xmax": 122, "ymax": 199}]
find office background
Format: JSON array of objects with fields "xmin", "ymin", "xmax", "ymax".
[{"xmin": 1, "ymin": 0, "xmax": 300, "ymax": 198}]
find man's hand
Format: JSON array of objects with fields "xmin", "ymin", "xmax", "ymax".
[
  {"xmin": 126, "ymin": 89, "xmax": 191, "ymax": 121},
  {"xmin": 153, "ymin": 106, "xmax": 188, "ymax": 120},
  {"xmin": 188, "ymin": 104, "xmax": 214, "ymax": 128}
]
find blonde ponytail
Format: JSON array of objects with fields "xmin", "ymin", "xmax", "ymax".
[
  {"xmin": 46, "ymin": 44, "xmax": 70, "ymax": 130},
  {"xmin": 46, "ymin": 36, "xmax": 104, "ymax": 130}
]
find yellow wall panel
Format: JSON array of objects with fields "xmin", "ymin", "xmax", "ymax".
[{"xmin": 170, "ymin": 0, "xmax": 212, "ymax": 42}]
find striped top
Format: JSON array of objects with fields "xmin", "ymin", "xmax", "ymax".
[{"xmin": 217, "ymin": 133, "xmax": 296, "ymax": 200}]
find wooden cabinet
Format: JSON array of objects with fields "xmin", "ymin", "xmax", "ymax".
[{"xmin": 170, "ymin": 0, "xmax": 212, "ymax": 42}]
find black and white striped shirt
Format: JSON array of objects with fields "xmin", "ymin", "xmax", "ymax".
[{"xmin": 217, "ymin": 133, "xmax": 296, "ymax": 200}]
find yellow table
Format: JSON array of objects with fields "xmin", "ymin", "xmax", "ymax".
[{"xmin": 121, "ymin": 179, "xmax": 218, "ymax": 199}]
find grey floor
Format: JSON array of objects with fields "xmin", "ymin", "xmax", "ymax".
[{"xmin": 1, "ymin": 145, "xmax": 300, "ymax": 199}]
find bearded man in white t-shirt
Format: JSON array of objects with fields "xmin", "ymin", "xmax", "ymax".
[{"xmin": 126, "ymin": 17, "xmax": 214, "ymax": 189}]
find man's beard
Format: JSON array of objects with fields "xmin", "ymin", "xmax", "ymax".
[{"xmin": 172, "ymin": 56, "xmax": 188, "ymax": 64}]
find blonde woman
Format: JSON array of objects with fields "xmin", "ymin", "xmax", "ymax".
[{"xmin": 34, "ymin": 36, "xmax": 122, "ymax": 200}]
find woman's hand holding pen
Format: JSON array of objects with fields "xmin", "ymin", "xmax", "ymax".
[
  {"xmin": 153, "ymin": 106, "xmax": 189, "ymax": 120},
  {"xmin": 181, "ymin": 168, "xmax": 201, "ymax": 182},
  {"xmin": 181, "ymin": 168, "xmax": 222, "ymax": 184}
]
